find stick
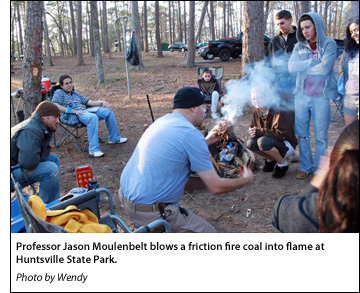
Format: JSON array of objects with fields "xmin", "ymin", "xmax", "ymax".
[
  {"xmin": 146, "ymin": 94, "xmax": 155, "ymax": 122},
  {"xmin": 210, "ymin": 152, "xmax": 221, "ymax": 173}
]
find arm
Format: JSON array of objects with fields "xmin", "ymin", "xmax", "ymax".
[
  {"xmin": 16, "ymin": 129, "xmax": 43, "ymax": 170},
  {"xmin": 304, "ymin": 41, "xmax": 337, "ymax": 75},
  {"xmin": 338, "ymin": 50, "xmax": 346, "ymax": 78},
  {"xmin": 288, "ymin": 44, "xmax": 314, "ymax": 73},
  {"xmin": 255, "ymin": 112, "xmax": 292, "ymax": 141},
  {"xmin": 197, "ymin": 166, "xmax": 253, "ymax": 195},
  {"xmin": 87, "ymin": 100, "xmax": 111, "ymax": 108}
]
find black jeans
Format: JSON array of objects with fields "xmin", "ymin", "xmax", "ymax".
[{"xmin": 246, "ymin": 136, "xmax": 287, "ymax": 158}]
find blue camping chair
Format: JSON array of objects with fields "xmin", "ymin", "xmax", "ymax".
[{"xmin": 331, "ymin": 76, "xmax": 345, "ymax": 122}]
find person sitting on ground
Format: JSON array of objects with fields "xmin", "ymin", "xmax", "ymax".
[
  {"xmin": 246, "ymin": 87, "xmax": 298, "ymax": 179},
  {"xmin": 272, "ymin": 120, "xmax": 359, "ymax": 233},
  {"xmin": 197, "ymin": 69, "xmax": 221, "ymax": 119},
  {"xmin": 52, "ymin": 75, "xmax": 127, "ymax": 158},
  {"xmin": 11, "ymin": 101, "xmax": 61, "ymax": 204},
  {"xmin": 119, "ymin": 87, "xmax": 254, "ymax": 233}
]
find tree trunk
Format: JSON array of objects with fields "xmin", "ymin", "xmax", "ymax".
[
  {"xmin": 11, "ymin": 5, "xmax": 16, "ymax": 60},
  {"xmin": 187, "ymin": 1, "xmax": 195, "ymax": 68},
  {"xmin": 264, "ymin": 1, "xmax": 270, "ymax": 28},
  {"xmin": 102, "ymin": 1, "xmax": 110, "ymax": 53},
  {"xmin": 293, "ymin": 2, "xmax": 300, "ymax": 24},
  {"xmin": 350, "ymin": 2, "xmax": 359, "ymax": 18},
  {"xmin": 172, "ymin": 1, "xmax": 176, "ymax": 44},
  {"xmin": 17, "ymin": 4, "xmax": 24, "ymax": 56},
  {"xmin": 88, "ymin": 2, "xmax": 95, "ymax": 57},
  {"xmin": 242, "ymin": 1, "xmax": 265, "ymax": 76},
  {"xmin": 223, "ymin": 1, "xmax": 226, "ymax": 38},
  {"xmin": 69, "ymin": 1, "xmax": 77, "ymax": 55},
  {"xmin": 300, "ymin": 1, "xmax": 311, "ymax": 15},
  {"xmin": 155, "ymin": 1, "xmax": 163, "ymax": 57},
  {"xmin": 195, "ymin": 1, "xmax": 209, "ymax": 43},
  {"xmin": 90, "ymin": 1, "xmax": 105, "ymax": 84},
  {"xmin": 132, "ymin": 1, "xmax": 144, "ymax": 68},
  {"xmin": 43, "ymin": 7, "xmax": 53, "ymax": 67},
  {"xmin": 183, "ymin": 1, "xmax": 187, "ymax": 43},
  {"xmin": 168, "ymin": 1, "xmax": 172, "ymax": 45},
  {"xmin": 209, "ymin": 1, "xmax": 215, "ymax": 40},
  {"xmin": 178, "ymin": 1, "xmax": 183, "ymax": 42},
  {"xmin": 22, "ymin": 1, "xmax": 43, "ymax": 118},
  {"xmin": 77, "ymin": 1, "xmax": 85, "ymax": 65},
  {"xmin": 337, "ymin": 1, "xmax": 344, "ymax": 39},
  {"xmin": 144, "ymin": 1, "xmax": 149, "ymax": 52},
  {"xmin": 323, "ymin": 1, "xmax": 329, "ymax": 35},
  {"xmin": 314, "ymin": 1, "xmax": 318, "ymax": 13}
]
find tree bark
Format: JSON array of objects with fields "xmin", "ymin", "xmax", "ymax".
[
  {"xmin": 195, "ymin": 1, "xmax": 209, "ymax": 43},
  {"xmin": 187, "ymin": 1, "xmax": 195, "ymax": 68},
  {"xmin": 43, "ymin": 7, "xmax": 53, "ymax": 67},
  {"xmin": 22, "ymin": 1, "xmax": 43, "ymax": 118},
  {"xmin": 350, "ymin": 2, "xmax": 359, "ymax": 18},
  {"xmin": 90, "ymin": 1, "xmax": 105, "ymax": 84},
  {"xmin": 76, "ymin": 1, "xmax": 85, "ymax": 65},
  {"xmin": 209, "ymin": 1, "xmax": 215, "ymax": 40},
  {"xmin": 132, "ymin": 1, "xmax": 144, "ymax": 68},
  {"xmin": 102, "ymin": 1, "xmax": 110, "ymax": 53},
  {"xmin": 155, "ymin": 1, "xmax": 164, "ymax": 57},
  {"xmin": 183, "ymin": 1, "xmax": 187, "ymax": 43},
  {"xmin": 300, "ymin": 1, "xmax": 311, "ymax": 15},
  {"xmin": 178, "ymin": 1, "xmax": 183, "ymax": 42},
  {"xmin": 168, "ymin": 1, "xmax": 172, "ymax": 45},
  {"xmin": 242, "ymin": 1, "xmax": 265, "ymax": 76},
  {"xmin": 144, "ymin": 1, "xmax": 149, "ymax": 52},
  {"xmin": 17, "ymin": 4, "xmax": 24, "ymax": 56},
  {"xmin": 69, "ymin": 1, "xmax": 77, "ymax": 55},
  {"xmin": 223, "ymin": 1, "xmax": 226, "ymax": 38}
]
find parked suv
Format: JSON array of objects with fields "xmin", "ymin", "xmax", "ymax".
[{"xmin": 168, "ymin": 42, "xmax": 188, "ymax": 52}]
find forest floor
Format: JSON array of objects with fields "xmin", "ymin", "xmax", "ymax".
[{"xmin": 10, "ymin": 51, "xmax": 345, "ymax": 233}]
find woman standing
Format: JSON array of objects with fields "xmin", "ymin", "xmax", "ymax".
[{"xmin": 339, "ymin": 16, "xmax": 359, "ymax": 126}]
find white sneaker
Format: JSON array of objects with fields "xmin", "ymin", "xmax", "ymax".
[
  {"xmin": 89, "ymin": 151, "xmax": 104, "ymax": 158},
  {"xmin": 109, "ymin": 138, "xmax": 128, "ymax": 144}
]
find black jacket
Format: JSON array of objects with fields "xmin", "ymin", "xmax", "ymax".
[
  {"xmin": 11, "ymin": 112, "xmax": 52, "ymax": 170},
  {"xmin": 266, "ymin": 26, "xmax": 298, "ymax": 57}
]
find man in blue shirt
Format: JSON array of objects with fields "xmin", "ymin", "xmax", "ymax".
[{"xmin": 120, "ymin": 87, "xmax": 254, "ymax": 232}]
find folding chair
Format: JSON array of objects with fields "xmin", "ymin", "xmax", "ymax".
[
  {"xmin": 331, "ymin": 76, "xmax": 345, "ymax": 122},
  {"xmin": 51, "ymin": 85, "xmax": 103, "ymax": 152},
  {"xmin": 198, "ymin": 67, "xmax": 224, "ymax": 114}
]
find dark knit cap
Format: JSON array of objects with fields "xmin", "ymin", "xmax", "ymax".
[
  {"xmin": 173, "ymin": 87, "xmax": 205, "ymax": 109},
  {"xmin": 35, "ymin": 101, "xmax": 60, "ymax": 117}
]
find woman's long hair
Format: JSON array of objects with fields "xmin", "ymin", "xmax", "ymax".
[
  {"xmin": 317, "ymin": 121, "xmax": 359, "ymax": 232},
  {"xmin": 344, "ymin": 16, "xmax": 359, "ymax": 59}
]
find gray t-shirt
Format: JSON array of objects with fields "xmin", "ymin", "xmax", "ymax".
[
  {"xmin": 120, "ymin": 112, "xmax": 214, "ymax": 204},
  {"xmin": 345, "ymin": 50, "xmax": 359, "ymax": 99}
]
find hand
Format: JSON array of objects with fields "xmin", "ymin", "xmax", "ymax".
[
  {"xmin": 101, "ymin": 101, "xmax": 111, "ymax": 109},
  {"xmin": 73, "ymin": 110, "xmax": 84, "ymax": 116},
  {"xmin": 206, "ymin": 120, "xmax": 231, "ymax": 145},
  {"xmin": 239, "ymin": 166, "xmax": 254, "ymax": 183},
  {"xmin": 310, "ymin": 150, "xmax": 331, "ymax": 189},
  {"xmin": 248, "ymin": 127, "xmax": 257, "ymax": 138}
]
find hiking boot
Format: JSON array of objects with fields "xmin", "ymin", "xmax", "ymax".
[
  {"xmin": 263, "ymin": 160, "xmax": 277, "ymax": 172},
  {"xmin": 272, "ymin": 165, "xmax": 289, "ymax": 178}
]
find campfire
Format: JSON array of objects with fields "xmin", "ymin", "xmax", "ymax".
[{"xmin": 208, "ymin": 120, "xmax": 256, "ymax": 178}]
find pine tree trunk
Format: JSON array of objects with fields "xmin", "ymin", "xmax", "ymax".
[
  {"xmin": 155, "ymin": 1, "xmax": 163, "ymax": 57},
  {"xmin": 210, "ymin": 1, "xmax": 215, "ymax": 40},
  {"xmin": 242, "ymin": 1, "xmax": 265, "ymax": 76},
  {"xmin": 132, "ymin": 1, "xmax": 144, "ymax": 68},
  {"xmin": 144, "ymin": 1, "xmax": 149, "ymax": 52},
  {"xmin": 90, "ymin": 1, "xmax": 105, "ymax": 84},
  {"xmin": 17, "ymin": 5, "xmax": 24, "ymax": 56},
  {"xmin": 69, "ymin": 1, "xmax": 77, "ymax": 55},
  {"xmin": 77, "ymin": 1, "xmax": 85, "ymax": 65},
  {"xmin": 187, "ymin": 1, "xmax": 195, "ymax": 68},
  {"xmin": 168, "ymin": 1, "xmax": 172, "ymax": 45},
  {"xmin": 43, "ymin": 8, "xmax": 53, "ymax": 67},
  {"xmin": 178, "ymin": 1, "xmax": 183, "ymax": 42},
  {"xmin": 22, "ymin": 1, "xmax": 43, "ymax": 118},
  {"xmin": 183, "ymin": 1, "xmax": 187, "ymax": 43},
  {"xmin": 195, "ymin": 1, "xmax": 209, "ymax": 43},
  {"xmin": 223, "ymin": 1, "xmax": 226, "ymax": 38},
  {"xmin": 102, "ymin": 1, "xmax": 110, "ymax": 53}
]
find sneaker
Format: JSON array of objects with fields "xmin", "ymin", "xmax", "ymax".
[
  {"xmin": 109, "ymin": 138, "xmax": 128, "ymax": 144},
  {"xmin": 263, "ymin": 160, "xmax": 277, "ymax": 172},
  {"xmin": 211, "ymin": 112, "xmax": 219, "ymax": 119},
  {"xmin": 288, "ymin": 153, "xmax": 299, "ymax": 162},
  {"xmin": 296, "ymin": 170, "xmax": 311, "ymax": 179},
  {"xmin": 272, "ymin": 165, "xmax": 289, "ymax": 178},
  {"xmin": 89, "ymin": 151, "xmax": 104, "ymax": 158}
]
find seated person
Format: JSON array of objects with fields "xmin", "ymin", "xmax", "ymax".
[
  {"xmin": 11, "ymin": 101, "xmax": 61, "ymax": 204},
  {"xmin": 197, "ymin": 69, "xmax": 220, "ymax": 119},
  {"xmin": 246, "ymin": 87, "xmax": 297, "ymax": 178},
  {"xmin": 272, "ymin": 120, "xmax": 359, "ymax": 233},
  {"xmin": 52, "ymin": 74, "xmax": 127, "ymax": 158}
]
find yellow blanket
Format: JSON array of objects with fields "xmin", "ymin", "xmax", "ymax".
[{"xmin": 28, "ymin": 195, "xmax": 112, "ymax": 233}]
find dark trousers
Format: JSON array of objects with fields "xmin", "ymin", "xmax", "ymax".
[{"xmin": 246, "ymin": 136, "xmax": 287, "ymax": 158}]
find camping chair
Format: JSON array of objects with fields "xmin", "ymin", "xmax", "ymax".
[
  {"xmin": 11, "ymin": 176, "xmax": 171, "ymax": 233},
  {"xmin": 198, "ymin": 66, "xmax": 224, "ymax": 114},
  {"xmin": 331, "ymin": 76, "xmax": 345, "ymax": 122},
  {"xmin": 51, "ymin": 85, "xmax": 103, "ymax": 152}
]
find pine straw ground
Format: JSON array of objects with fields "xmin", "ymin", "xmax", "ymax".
[{"xmin": 10, "ymin": 51, "xmax": 345, "ymax": 232}]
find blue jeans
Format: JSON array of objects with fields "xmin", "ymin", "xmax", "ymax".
[
  {"xmin": 13, "ymin": 154, "xmax": 60, "ymax": 204},
  {"xmin": 295, "ymin": 94, "xmax": 330, "ymax": 173},
  {"xmin": 78, "ymin": 107, "xmax": 121, "ymax": 153}
]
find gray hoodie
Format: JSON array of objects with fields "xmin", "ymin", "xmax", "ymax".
[{"xmin": 288, "ymin": 12, "xmax": 338, "ymax": 99}]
